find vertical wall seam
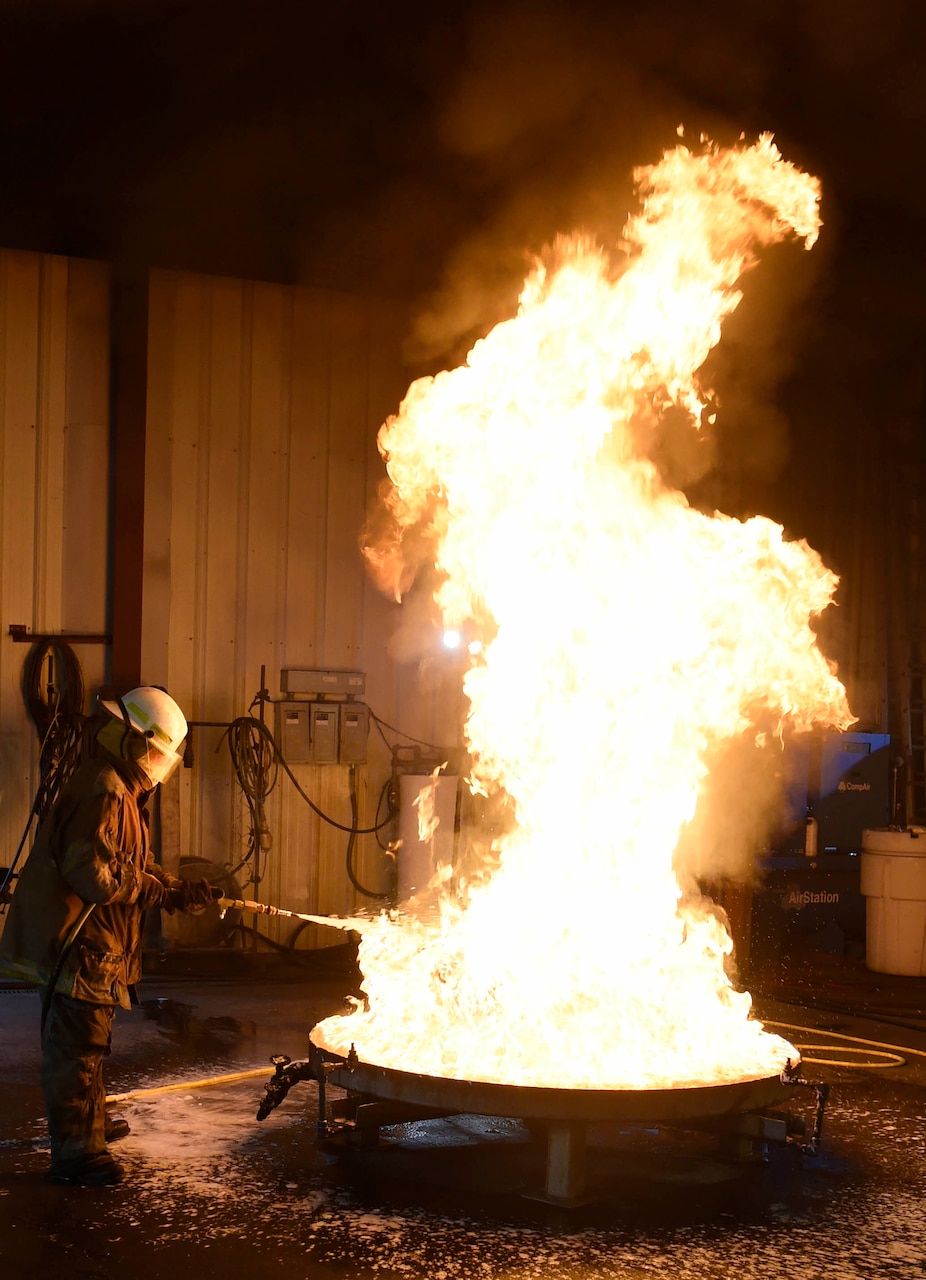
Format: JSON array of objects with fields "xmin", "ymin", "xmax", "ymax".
[
  {"xmin": 235, "ymin": 281, "xmax": 254, "ymax": 712},
  {"xmin": 194, "ymin": 279, "xmax": 213, "ymax": 717},
  {"xmin": 278, "ymin": 288, "xmax": 294, "ymax": 671},
  {"xmin": 32, "ymin": 256, "xmax": 48, "ymax": 632},
  {"xmin": 0, "ymin": 256, "xmax": 8, "ymax": 654},
  {"xmin": 319, "ymin": 297, "xmax": 333, "ymax": 664},
  {"xmin": 357, "ymin": 299, "xmax": 374, "ymax": 670}
]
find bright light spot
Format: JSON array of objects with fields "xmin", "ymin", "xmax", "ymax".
[
  {"xmin": 468, "ymin": 639, "xmax": 484, "ymax": 656},
  {"xmin": 442, "ymin": 629, "xmax": 463, "ymax": 650}
]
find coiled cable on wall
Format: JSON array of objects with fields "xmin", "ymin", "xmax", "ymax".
[
  {"xmin": 24, "ymin": 639, "xmax": 85, "ymax": 820},
  {"xmin": 1, "ymin": 641, "xmax": 86, "ymax": 905},
  {"xmin": 225, "ymin": 715, "xmax": 278, "ymax": 886},
  {"xmin": 227, "ymin": 715, "xmax": 397, "ymax": 837},
  {"xmin": 345, "ymin": 762, "xmax": 392, "ymax": 900},
  {"xmin": 224, "ymin": 715, "xmax": 398, "ymax": 899}
]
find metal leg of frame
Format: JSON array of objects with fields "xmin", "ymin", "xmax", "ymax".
[{"xmin": 545, "ymin": 1120, "xmax": 587, "ymax": 1203}]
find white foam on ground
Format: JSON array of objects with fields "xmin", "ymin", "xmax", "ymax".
[{"xmin": 78, "ymin": 1075, "xmax": 926, "ymax": 1279}]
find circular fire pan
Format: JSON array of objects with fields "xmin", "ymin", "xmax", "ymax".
[{"xmin": 309, "ymin": 1030, "xmax": 798, "ymax": 1125}]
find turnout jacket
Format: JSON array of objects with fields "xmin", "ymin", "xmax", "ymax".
[{"xmin": 0, "ymin": 750, "xmax": 180, "ymax": 1007}]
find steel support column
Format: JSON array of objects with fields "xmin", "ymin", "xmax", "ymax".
[{"xmin": 109, "ymin": 263, "xmax": 149, "ymax": 691}]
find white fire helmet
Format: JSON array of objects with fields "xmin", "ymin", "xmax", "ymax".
[{"xmin": 101, "ymin": 686, "xmax": 188, "ymax": 786}]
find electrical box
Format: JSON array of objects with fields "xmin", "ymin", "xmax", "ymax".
[
  {"xmin": 274, "ymin": 702, "xmax": 312, "ymax": 764},
  {"xmin": 281, "ymin": 668, "xmax": 366, "ymax": 697},
  {"xmin": 310, "ymin": 703, "xmax": 339, "ymax": 764},
  {"xmin": 274, "ymin": 696, "xmax": 368, "ymax": 766},
  {"xmin": 339, "ymin": 704, "xmax": 369, "ymax": 764}
]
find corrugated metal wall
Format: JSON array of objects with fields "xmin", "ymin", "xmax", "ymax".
[
  {"xmin": 0, "ymin": 246, "xmax": 903, "ymax": 947},
  {"xmin": 0, "ymin": 252, "xmax": 463, "ymax": 947},
  {"xmin": 0, "ymin": 251, "xmax": 110, "ymax": 873},
  {"xmin": 141, "ymin": 269, "xmax": 461, "ymax": 948}
]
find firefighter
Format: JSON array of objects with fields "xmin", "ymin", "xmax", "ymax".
[{"xmin": 0, "ymin": 686, "xmax": 223, "ymax": 1185}]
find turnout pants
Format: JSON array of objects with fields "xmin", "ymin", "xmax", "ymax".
[{"xmin": 40, "ymin": 992, "xmax": 115, "ymax": 1168}]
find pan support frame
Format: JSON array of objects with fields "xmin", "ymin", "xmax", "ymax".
[{"xmin": 320, "ymin": 1087, "xmax": 806, "ymax": 1207}]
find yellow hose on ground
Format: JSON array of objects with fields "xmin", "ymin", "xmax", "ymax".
[
  {"xmin": 766, "ymin": 1021, "xmax": 926, "ymax": 1070},
  {"xmin": 106, "ymin": 1065, "xmax": 274, "ymax": 1104}
]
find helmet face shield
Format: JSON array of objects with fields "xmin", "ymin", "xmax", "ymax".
[
  {"xmin": 99, "ymin": 686, "xmax": 187, "ymax": 786},
  {"xmin": 139, "ymin": 741, "xmax": 182, "ymax": 787}
]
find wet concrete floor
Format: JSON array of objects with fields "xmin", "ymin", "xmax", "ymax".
[{"xmin": 1, "ymin": 953, "xmax": 925, "ymax": 1279}]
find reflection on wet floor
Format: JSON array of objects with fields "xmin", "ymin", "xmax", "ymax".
[
  {"xmin": 28, "ymin": 1065, "xmax": 926, "ymax": 1276},
  {"xmin": 141, "ymin": 996, "xmax": 258, "ymax": 1052},
  {"xmin": 2, "ymin": 977, "xmax": 926, "ymax": 1279},
  {"xmin": 86, "ymin": 1077, "xmax": 926, "ymax": 1278}
]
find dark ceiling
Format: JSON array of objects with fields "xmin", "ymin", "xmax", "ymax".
[
  {"xmin": 0, "ymin": 1, "xmax": 922, "ymax": 297},
  {"xmin": 0, "ymin": 0, "xmax": 923, "ymax": 551}
]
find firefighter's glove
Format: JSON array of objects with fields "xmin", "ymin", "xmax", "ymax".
[
  {"xmin": 138, "ymin": 873, "xmax": 175, "ymax": 911},
  {"xmin": 170, "ymin": 878, "xmax": 224, "ymax": 913}
]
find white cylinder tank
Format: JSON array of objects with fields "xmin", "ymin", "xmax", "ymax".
[
  {"xmin": 860, "ymin": 828, "xmax": 926, "ymax": 976},
  {"xmin": 396, "ymin": 773, "xmax": 459, "ymax": 907}
]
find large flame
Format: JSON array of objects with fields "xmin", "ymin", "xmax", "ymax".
[{"xmin": 318, "ymin": 134, "xmax": 854, "ymax": 1089}]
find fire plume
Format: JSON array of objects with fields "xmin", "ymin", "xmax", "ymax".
[{"xmin": 319, "ymin": 135, "xmax": 854, "ymax": 1089}]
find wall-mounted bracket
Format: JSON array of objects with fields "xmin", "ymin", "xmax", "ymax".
[{"xmin": 8, "ymin": 624, "xmax": 112, "ymax": 645}]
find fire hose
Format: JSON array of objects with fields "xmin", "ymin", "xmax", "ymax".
[
  {"xmin": 41, "ymin": 901, "xmax": 96, "ymax": 1036},
  {"xmin": 106, "ymin": 1067, "xmax": 273, "ymax": 1105},
  {"xmin": 216, "ymin": 896, "xmax": 374, "ymax": 935}
]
